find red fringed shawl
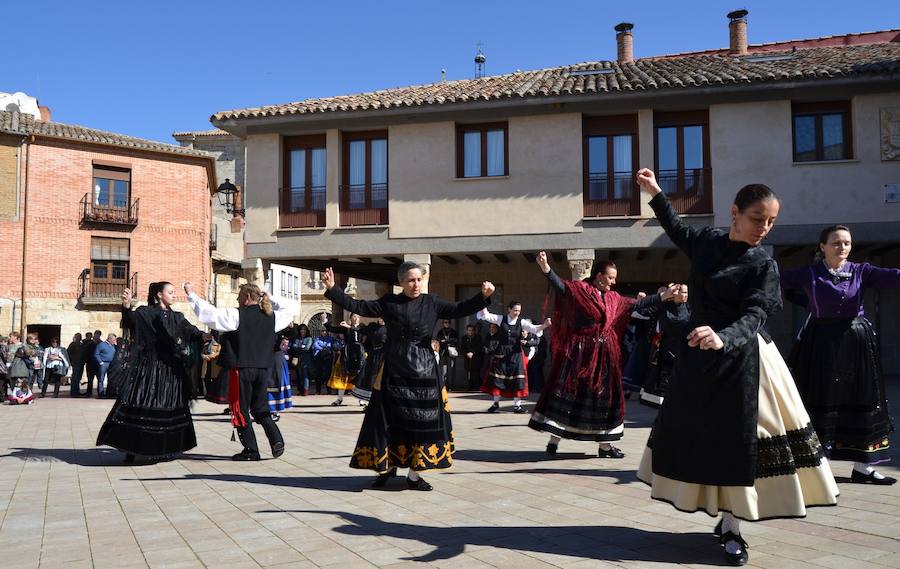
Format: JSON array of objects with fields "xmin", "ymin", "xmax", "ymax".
[
  {"xmin": 228, "ymin": 368, "xmax": 246, "ymax": 428},
  {"xmin": 546, "ymin": 279, "xmax": 636, "ymax": 396}
]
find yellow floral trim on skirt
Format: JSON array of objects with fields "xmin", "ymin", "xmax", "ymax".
[{"xmin": 351, "ymin": 433, "xmax": 456, "ymax": 472}]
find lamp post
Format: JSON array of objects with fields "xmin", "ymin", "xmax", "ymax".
[{"xmin": 215, "ymin": 178, "xmax": 244, "ymax": 216}]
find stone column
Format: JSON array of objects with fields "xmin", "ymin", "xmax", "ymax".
[
  {"xmin": 241, "ymin": 257, "xmax": 266, "ymax": 288},
  {"xmin": 566, "ymin": 249, "xmax": 595, "ymax": 281},
  {"xmin": 403, "ymin": 253, "xmax": 432, "ymax": 294}
]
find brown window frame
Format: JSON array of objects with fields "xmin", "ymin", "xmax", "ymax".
[
  {"xmin": 791, "ymin": 101, "xmax": 852, "ymax": 162},
  {"xmin": 582, "ymin": 115, "xmax": 639, "ymax": 216},
  {"xmin": 89, "ymin": 237, "xmax": 130, "ymax": 296},
  {"xmin": 92, "ymin": 165, "xmax": 131, "ymax": 209},
  {"xmin": 341, "ymin": 130, "xmax": 389, "ymax": 226},
  {"xmin": 456, "ymin": 122, "xmax": 509, "ymax": 178},
  {"xmin": 653, "ymin": 110, "xmax": 712, "ymax": 214},
  {"xmin": 281, "ymin": 134, "xmax": 327, "ymax": 228}
]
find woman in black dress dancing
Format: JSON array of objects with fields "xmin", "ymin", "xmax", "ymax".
[{"xmin": 97, "ymin": 282, "xmax": 203, "ymax": 463}]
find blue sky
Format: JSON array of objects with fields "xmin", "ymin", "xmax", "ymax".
[{"xmin": 4, "ymin": 0, "xmax": 897, "ymax": 143}]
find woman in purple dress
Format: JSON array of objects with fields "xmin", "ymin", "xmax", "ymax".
[{"xmin": 782, "ymin": 225, "xmax": 899, "ymax": 485}]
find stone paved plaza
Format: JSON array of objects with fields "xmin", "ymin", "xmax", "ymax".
[{"xmin": 1, "ymin": 385, "xmax": 898, "ymax": 569}]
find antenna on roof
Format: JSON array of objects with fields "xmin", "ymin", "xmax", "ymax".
[{"xmin": 474, "ymin": 43, "xmax": 486, "ymax": 78}]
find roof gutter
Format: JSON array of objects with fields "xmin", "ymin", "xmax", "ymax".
[{"xmin": 211, "ymin": 74, "xmax": 899, "ymax": 135}]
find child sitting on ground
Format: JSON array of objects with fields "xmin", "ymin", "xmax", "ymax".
[{"xmin": 8, "ymin": 380, "xmax": 35, "ymax": 405}]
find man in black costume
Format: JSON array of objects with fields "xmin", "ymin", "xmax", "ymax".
[{"xmin": 186, "ymin": 281, "xmax": 298, "ymax": 461}]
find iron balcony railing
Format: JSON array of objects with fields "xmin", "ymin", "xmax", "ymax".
[
  {"xmin": 80, "ymin": 193, "xmax": 140, "ymax": 226},
  {"xmin": 656, "ymin": 168, "xmax": 713, "ymax": 214},
  {"xmin": 339, "ymin": 183, "xmax": 388, "ymax": 226},
  {"xmin": 79, "ymin": 269, "xmax": 138, "ymax": 301},
  {"xmin": 279, "ymin": 185, "xmax": 326, "ymax": 228},
  {"xmin": 584, "ymin": 172, "xmax": 640, "ymax": 217}
]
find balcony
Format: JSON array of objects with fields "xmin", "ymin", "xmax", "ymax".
[
  {"xmin": 340, "ymin": 183, "xmax": 388, "ymax": 226},
  {"xmin": 583, "ymin": 173, "xmax": 640, "ymax": 217},
  {"xmin": 656, "ymin": 168, "xmax": 713, "ymax": 214},
  {"xmin": 80, "ymin": 193, "xmax": 140, "ymax": 228},
  {"xmin": 78, "ymin": 269, "xmax": 138, "ymax": 306},
  {"xmin": 279, "ymin": 185, "xmax": 326, "ymax": 229}
]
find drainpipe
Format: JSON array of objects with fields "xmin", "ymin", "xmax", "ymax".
[{"xmin": 19, "ymin": 136, "xmax": 32, "ymax": 336}]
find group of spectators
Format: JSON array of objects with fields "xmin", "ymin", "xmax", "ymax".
[{"xmin": 0, "ymin": 330, "xmax": 124, "ymax": 404}]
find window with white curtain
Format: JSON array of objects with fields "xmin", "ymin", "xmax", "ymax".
[
  {"xmin": 342, "ymin": 133, "xmax": 389, "ymax": 216},
  {"xmin": 458, "ymin": 123, "xmax": 508, "ymax": 178}
]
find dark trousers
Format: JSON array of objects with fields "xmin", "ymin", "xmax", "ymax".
[
  {"xmin": 70, "ymin": 363, "xmax": 84, "ymax": 396},
  {"xmin": 236, "ymin": 367, "xmax": 283, "ymax": 455},
  {"xmin": 0, "ymin": 375, "xmax": 12, "ymax": 398},
  {"xmin": 41, "ymin": 372, "xmax": 62, "ymax": 397},
  {"xmin": 85, "ymin": 365, "xmax": 98, "ymax": 396},
  {"xmin": 466, "ymin": 357, "xmax": 483, "ymax": 390}
]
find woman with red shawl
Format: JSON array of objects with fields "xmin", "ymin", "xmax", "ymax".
[{"xmin": 529, "ymin": 251, "xmax": 685, "ymax": 458}]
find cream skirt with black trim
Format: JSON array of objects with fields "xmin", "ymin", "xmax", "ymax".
[{"xmin": 637, "ymin": 336, "xmax": 840, "ymax": 521}]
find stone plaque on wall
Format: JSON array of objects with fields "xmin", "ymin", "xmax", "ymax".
[{"xmin": 881, "ymin": 107, "xmax": 900, "ymax": 161}]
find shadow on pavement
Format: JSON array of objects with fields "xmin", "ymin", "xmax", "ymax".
[
  {"xmin": 455, "ymin": 467, "xmax": 638, "ymax": 485},
  {"xmin": 134, "ymin": 473, "xmax": 366, "ymax": 492},
  {"xmin": 1, "ymin": 448, "xmax": 234, "ymax": 466},
  {"xmin": 260, "ymin": 510, "xmax": 721, "ymax": 564},
  {"xmin": 453, "ymin": 449, "xmax": 590, "ymax": 463}
]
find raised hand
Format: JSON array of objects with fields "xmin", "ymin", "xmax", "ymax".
[
  {"xmin": 482, "ymin": 281, "xmax": 496, "ymax": 298},
  {"xmin": 542, "ymin": 317, "xmax": 552, "ymax": 328},
  {"xmin": 183, "ymin": 281, "xmax": 194, "ymax": 296},
  {"xmin": 536, "ymin": 251, "xmax": 551, "ymax": 274},
  {"xmin": 687, "ymin": 325, "xmax": 723, "ymax": 351},
  {"xmin": 672, "ymin": 283, "xmax": 689, "ymax": 304},
  {"xmin": 636, "ymin": 168, "xmax": 662, "ymax": 197},
  {"xmin": 321, "ymin": 267, "xmax": 336, "ymax": 289},
  {"xmin": 121, "ymin": 288, "xmax": 133, "ymax": 308}
]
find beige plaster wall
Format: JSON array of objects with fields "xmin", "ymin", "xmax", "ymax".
[
  {"xmin": 244, "ymin": 133, "xmax": 281, "ymax": 244},
  {"xmin": 387, "ymin": 114, "xmax": 584, "ymax": 239},
  {"xmin": 710, "ymin": 93, "xmax": 900, "ymax": 227}
]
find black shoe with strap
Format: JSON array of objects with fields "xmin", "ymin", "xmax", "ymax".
[
  {"xmin": 271, "ymin": 441, "xmax": 285, "ymax": 459},
  {"xmin": 513, "ymin": 405, "xmax": 526, "ymax": 414},
  {"xmin": 406, "ymin": 476, "xmax": 433, "ymax": 491},
  {"xmin": 372, "ymin": 468, "xmax": 397, "ymax": 488},
  {"xmin": 851, "ymin": 468, "xmax": 897, "ymax": 485},
  {"xmin": 720, "ymin": 531, "xmax": 749, "ymax": 566},
  {"xmin": 546, "ymin": 442, "xmax": 558, "ymax": 455},
  {"xmin": 487, "ymin": 402, "xmax": 499, "ymax": 413}
]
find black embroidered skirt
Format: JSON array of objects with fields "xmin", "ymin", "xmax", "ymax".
[
  {"xmin": 350, "ymin": 372, "xmax": 454, "ymax": 473},
  {"xmin": 788, "ymin": 317, "xmax": 893, "ymax": 464},
  {"xmin": 352, "ymin": 347, "xmax": 383, "ymax": 402},
  {"xmin": 481, "ymin": 350, "xmax": 529, "ymax": 398},
  {"xmin": 638, "ymin": 336, "xmax": 839, "ymax": 521},
  {"xmin": 96, "ymin": 354, "xmax": 197, "ymax": 457},
  {"xmin": 528, "ymin": 347, "xmax": 623, "ymax": 442}
]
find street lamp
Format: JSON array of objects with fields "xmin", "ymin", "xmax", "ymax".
[{"xmin": 216, "ymin": 178, "xmax": 244, "ymax": 216}]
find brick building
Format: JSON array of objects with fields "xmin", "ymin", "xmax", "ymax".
[{"xmin": 0, "ymin": 108, "xmax": 217, "ymax": 344}]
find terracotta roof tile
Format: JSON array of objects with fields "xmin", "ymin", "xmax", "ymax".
[
  {"xmin": 171, "ymin": 128, "xmax": 232, "ymax": 138},
  {"xmin": 212, "ymin": 43, "xmax": 900, "ymax": 122},
  {"xmin": 0, "ymin": 111, "xmax": 215, "ymax": 159}
]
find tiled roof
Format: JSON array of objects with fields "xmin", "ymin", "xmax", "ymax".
[
  {"xmin": 171, "ymin": 128, "xmax": 232, "ymax": 138},
  {"xmin": 212, "ymin": 42, "xmax": 900, "ymax": 121},
  {"xmin": 652, "ymin": 29, "xmax": 900, "ymax": 59},
  {"xmin": 0, "ymin": 111, "xmax": 215, "ymax": 159}
]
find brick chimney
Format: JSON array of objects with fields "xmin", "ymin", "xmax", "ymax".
[
  {"xmin": 38, "ymin": 105, "xmax": 51, "ymax": 122},
  {"xmin": 728, "ymin": 9, "xmax": 749, "ymax": 55},
  {"xmin": 615, "ymin": 22, "xmax": 634, "ymax": 64}
]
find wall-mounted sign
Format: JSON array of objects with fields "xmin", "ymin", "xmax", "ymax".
[{"xmin": 885, "ymin": 184, "xmax": 900, "ymax": 203}]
